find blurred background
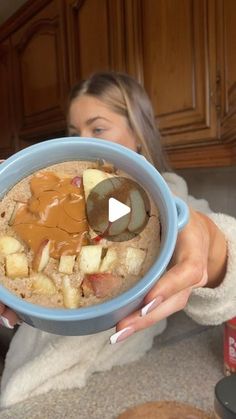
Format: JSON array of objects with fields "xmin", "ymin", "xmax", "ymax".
[{"xmin": 0, "ymin": 0, "xmax": 235, "ymax": 217}]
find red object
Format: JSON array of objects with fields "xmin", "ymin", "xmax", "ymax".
[
  {"xmin": 224, "ymin": 317, "xmax": 236, "ymax": 375},
  {"xmin": 227, "ymin": 317, "xmax": 236, "ymax": 327},
  {"xmin": 92, "ymin": 235, "xmax": 102, "ymax": 243},
  {"xmin": 82, "ymin": 273, "xmax": 122, "ymax": 298},
  {"xmin": 71, "ymin": 176, "xmax": 82, "ymax": 187}
]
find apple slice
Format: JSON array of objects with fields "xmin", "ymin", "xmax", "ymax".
[
  {"xmin": 78, "ymin": 245, "xmax": 103, "ymax": 274},
  {"xmin": 32, "ymin": 239, "xmax": 51, "ymax": 272},
  {"xmin": 83, "ymin": 169, "xmax": 108, "ymax": 200},
  {"xmin": 31, "ymin": 273, "xmax": 56, "ymax": 295},
  {"xmin": 99, "ymin": 248, "xmax": 118, "ymax": 272},
  {"xmin": 83, "ymin": 169, "xmax": 121, "ymax": 239},
  {"xmin": 58, "ymin": 255, "xmax": 76, "ymax": 274},
  {"xmin": 81, "ymin": 272, "xmax": 122, "ymax": 298},
  {"xmin": 8, "ymin": 202, "xmax": 26, "ymax": 226},
  {"xmin": 127, "ymin": 189, "xmax": 148, "ymax": 233},
  {"xmin": 82, "ymin": 169, "xmax": 116, "ymax": 200},
  {"xmin": 62, "ymin": 276, "xmax": 81, "ymax": 308},
  {"xmin": 5, "ymin": 253, "xmax": 28, "ymax": 278},
  {"xmin": 108, "ymin": 213, "xmax": 130, "ymax": 236},
  {"xmin": 0, "ymin": 236, "xmax": 23, "ymax": 255},
  {"xmin": 125, "ymin": 247, "xmax": 147, "ymax": 275}
]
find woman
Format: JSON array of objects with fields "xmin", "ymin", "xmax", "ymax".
[{"xmin": 0, "ymin": 72, "xmax": 235, "ymax": 407}]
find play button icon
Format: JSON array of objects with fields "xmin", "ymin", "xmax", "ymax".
[
  {"xmin": 86, "ymin": 176, "xmax": 151, "ymax": 242},
  {"xmin": 108, "ymin": 197, "xmax": 131, "ymax": 222}
]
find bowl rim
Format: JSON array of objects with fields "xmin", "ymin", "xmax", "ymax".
[{"xmin": 0, "ymin": 137, "xmax": 177, "ymax": 320}]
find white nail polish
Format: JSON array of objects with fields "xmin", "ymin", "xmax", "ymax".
[
  {"xmin": 0, "ymin": 316, "xmax": 14, "ymax": 329},
  {"xmin": 110, "ymin": 326, "xmax": 134, "ymax": 344},
  {"xmin": 141, "ymin": 296, "xmax": 164, "ymax": 317}
]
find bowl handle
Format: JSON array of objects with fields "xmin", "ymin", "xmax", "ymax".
[{"xmin": 174, "ymin": 197, "xmax": 189, "ymax": 231}]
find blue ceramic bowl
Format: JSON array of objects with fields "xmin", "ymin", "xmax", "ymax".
[{"xmin": 0, "ymin": 138, "xmax": 189, "ymax": 335}]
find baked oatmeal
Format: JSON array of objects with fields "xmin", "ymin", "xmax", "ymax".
[{"xmin": 0, "ymin": 160, "xmax": 161, "ymax": 309}]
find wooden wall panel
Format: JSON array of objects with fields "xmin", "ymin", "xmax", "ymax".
[
  {"xmin": 140, "ymin": 0, "xmax": 218, "ymax": 146},
  {"xmin": 11, "ymin": 0, "xmax": 68, "ymax": 141},
  {"xmin": 218, "ymin": 0, "xmax": 236, "ymax": 142},
  {"xmin": 67, "ymin": 0, "xmax": 108, "ymax": 86},
  {"xmin": 0, "ymin": 39, "xmax": 15, "ymax": 157}
]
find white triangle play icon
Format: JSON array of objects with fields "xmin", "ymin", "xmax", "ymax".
[{"xmin": 108, "ymin": 197, "xmax": 131, "ymax": 223}]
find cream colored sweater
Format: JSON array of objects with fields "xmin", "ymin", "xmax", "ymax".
[{"xmin": 1, "ymin": 172, "xmax": 236, "ymax": 409}]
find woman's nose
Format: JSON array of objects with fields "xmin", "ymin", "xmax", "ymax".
[{"xmin": 80, "ymin": 129, "xmax": 90, "ymax": 138}]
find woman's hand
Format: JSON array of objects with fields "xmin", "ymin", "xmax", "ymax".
[
  {"xmin": 110, "ymin": 208, "xmax": 227, "ymax": 344},
  {"xmin": 0, "ymin": 302, "xmax": 20, "ymax": 328}
]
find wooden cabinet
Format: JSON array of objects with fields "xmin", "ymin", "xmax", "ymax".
[
  {"xmin": 140, "ymin": 0, "xmax": 217, "ymax": 146},
  {"xmin": 124, "ymin": 0, "xmax": 236, "ymax": 168},
  {"xmin": 65, "ymin": 0, "xmax": 125, "ymax": 87},
  {"xmin": 11, "ymin": 0, "xmax": 69, "ymax": 144},
  {"xmin": 66, "ymin": 0, "xmax": 111, "ymax": 87},
  {"xmin": 0, "ymin": 39, "xmax": 15, "ymax": 158},
  {"xmin": 217, "ymin": 0, "xmax": 236, "ymax": 142},
  {"xmin": 0, "ymin": 0, "xmax": 235, "ymax": 167}
]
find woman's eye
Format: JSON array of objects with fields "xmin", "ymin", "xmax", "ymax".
[{"xmin": 92, "ymin": 127, "xmax": 105, "ymax": 135}]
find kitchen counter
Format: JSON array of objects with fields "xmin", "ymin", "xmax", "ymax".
[{"xmin": 0, "ymin": 312, "xmax": 224, "ymax": 418}]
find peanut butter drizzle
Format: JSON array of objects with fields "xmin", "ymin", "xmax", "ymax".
[{"xmin": 12, "ymin": 171, "xmax": 88, "ymax": 259}]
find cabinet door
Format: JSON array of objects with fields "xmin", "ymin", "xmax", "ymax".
[
  {"xmin": 0, "ymin": 39, "xmax": 15, "ymax": 158},
  {"xmin": 218, "ymin": 0, "xmax": 236, "ymax": 143},
  {"xmin": 126, "ymin": 0, "xmax": 218, "ymax": 148},
  {"xmin": 66, "ymin": 0, "xmax": 125, "ymax": 87},
  {"xmin": 11, "ymin": 0, "xmax": 69, "ymax": 143}
]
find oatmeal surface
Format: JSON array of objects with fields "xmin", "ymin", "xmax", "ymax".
[{"xmin": 0, "ymin": 160, "xmax": 161, "ymax": 308}]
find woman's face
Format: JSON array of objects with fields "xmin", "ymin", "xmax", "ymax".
[{"xmin": 68, "ymin": 95, "xmax": 138, "ymax": 151}]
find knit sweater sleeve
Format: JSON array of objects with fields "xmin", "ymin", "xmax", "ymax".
[{"xmin": 162, "ymin": 172, "xmax": 236, "ymax": 325}]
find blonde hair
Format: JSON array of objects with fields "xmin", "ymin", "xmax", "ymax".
[{"xmin": 68, "ymin": 72, "xmax": 170, "ymax": 172}]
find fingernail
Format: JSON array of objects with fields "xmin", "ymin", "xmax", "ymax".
[
  {"xmin": 0, "ymin": 316, "xmax": 14, "ymax": 329},
  {"xmin": 110, "ymin": 326, "xmax": 134, "ymax": 344},
  {"xmin": 141, "ymin": 296, "xmax": 164, "ymax": 317}
]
